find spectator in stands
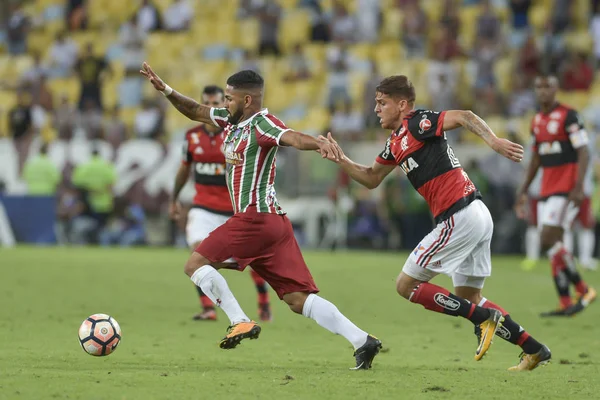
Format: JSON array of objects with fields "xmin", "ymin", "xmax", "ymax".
[
  {"xmin": 163, "ymin": 0, "xmax": 193, "ymax": 32},
  {"xmin": 65, "ymin": 0, "xmax": 88, "ymax": 31},
  {"xmin": 473, "ymin": 38, "xmax": 501, "ymax": 90},
  {"xmin": 326, "ymin": 44, "xmax": 351, "ymax": 112},
  {"xmin": 402, "ymin": 1, "xmax": 428, "ymax": 58},
  {"xmin": 431, "ymin": 24, "xmax": 464, "ymax": 61},
  {"xmin": 543, "ymin": 0, "xmax": 572, "ymax": 73},
  {"xmin": 76, "ymin": 99, "xmax": 104, "ymax": 140},
  {"xmin": 592, "ymin": 4, "xmax": 600, "ymax": 69},
  {"xmin": 119, "ymin": 15, "xmax": 147, "ymax": 74},
  {"xmin": 439, "ymin": 0, "xmax": 460, "ymax": 40},
  {"xmin": 355, "ymin": 0, "xmax": 380, "ymax": 43},
  {"xmin": 75, "ymin": 42, "xmax": 112, "ymax": 110},
  {"xmin": 330, "ymin": 101, "xmax": 365, "ymax": 142},
  {"xmin": 29, "ymin": 74, "xmax": 55, "ymax": 113},
  {"xmin": 507, "ymin": 74, "xmax": 536, "ymax": 120},
  {"xmin": 56, "ymin": 184, "xmax": 88, "ymax": 244},
  {"xmin": 549, "ymin": 0, "xmax": 572, "ymax": 36},
  {"xmin": 560, "ymin": 52, "xmax": 594, "ymax": 91},
  {"xmin": 476, "ymin": 0, "xmax": 502, "ymax": 45},
  {"xmin": 363, "ymin": 61, "xmax": 382, "ymax": 129},
  {"xmin": 429, "ymin": 71, "xmax": 458, "ymax": 114},
  {"xmin": 299, "ymin": 0, "xmax": 331, "ymax": 43},
  {"xmin": 71, "ymin": 147, "xmax": 117, "ymax": 244},
  {"xmin": 54, "ymin": 94, "xmax": 78, "ymax": 140},
  {"xmin": 137, "ymin": 0, "xmax": 162, "ymax": 32},
  {"xmin": 6, "ymin": 2, "xmax": 30, "ymax": 55},
  {"xmin": 118, "ymin": 70, "xmax": 144, "ymax": 108},
  {"xmin": 47, "ymin": 31, "xmax": 79, "ymax": 78},
  {"xmin": 331, "ymin": 1, "xmax": 356, "ymax": 43},
  {"xmin": 21, "ymin": 53, "xmax": 47, "ymax": 85},
  {"xmin": 22, "ymin": 143, "xmax": 61, "ymax": 196},
  {"xmin": 134, "ymin": 98, "xmax": 163, "ymax": 139},
  {"xmin": 104, "ymin": 106, "xmax": 128, "ymax": 148},
  {"xmin": 347, "ymin": 186, "xmax": 386, "ymax": 249},
  {"xmin": 473, "ymin": 82, "xmax": 506, "ymax": 117},
  {"xmin": 517, "ymin": 34, "xmax": 540, "ymax": 86},
  {"xmin": 99, "ymin": 198, "xmax": 146, "ymax": 247},
  {"xmin": 238, "ymin": 50, "xmax": 261, "ymax": 74},
  {"xmin": 283, "ymin": 44, "xmax": 312, "ymax": 82},
  {"xmin": 508, "ymin": 0, "xmax": 532, "ymax": 48},
  {"xmin": 8, "ymin": 91, "xmax": 34, "ymax": 142},
  {"xmin": 256, "ymin": 0, "xmax": 282, "ymax": 56}
]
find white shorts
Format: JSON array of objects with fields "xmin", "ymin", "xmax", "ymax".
[
  {"xmin": 186, "ymin": 208, "xmax": 230, "ymax": 248},
  {"xmin": 537, "ymin": 196, "xmax": 579, "ymax": 231},
  {"xmin": 402, "ymin": 200, "xmax": 493, "ymax": 289}
]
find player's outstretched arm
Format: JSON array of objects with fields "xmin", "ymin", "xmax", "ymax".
[
  {"xmin": 280, "ymin": 130, "xmax": 342, "ymax": 161},
  {"xmin": 321, "ymin": 132, "xmax": 395, "ymax": 189},
  {"xmin": 443, "ymin": 110, "xmax": 524, "ymax": 163},
  {"xmin": 140, "ymin": 62, "xmax": 213, "ymax": 124}
]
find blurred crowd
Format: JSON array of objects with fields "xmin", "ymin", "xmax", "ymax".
[{"xmin": 2, "ymin": 0, "xmax": 600, "ymax": 251}]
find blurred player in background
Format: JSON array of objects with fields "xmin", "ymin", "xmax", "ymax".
[
  {"xmin": 142, "ymin": 64, "xmax": 381, "ymax": 370},
  {"xmin": 563, "ymin": 135, "xmax": 597, "ymax": 271},
  {"xmin": 170, "ymin": 85, "xmax": 272, "ymax": 322},
  {"xmin": 321, "ymin": 75, "xmax": 550, "ymax": 371},
  {"xmin": 515, "ymin": 75, "xmax": 597, "ymax": 317}
]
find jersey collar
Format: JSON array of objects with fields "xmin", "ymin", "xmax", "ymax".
[{"xmin": 235, "ymin": 108, "xmax": 268, "ymax": 128}]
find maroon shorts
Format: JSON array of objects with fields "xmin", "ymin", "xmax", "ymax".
[{"xmin": 195, "ymin": 207, "xmax": 319, "ymax": 299}]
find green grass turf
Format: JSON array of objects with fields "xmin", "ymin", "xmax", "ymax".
[{"xmin": 1, "ymin": 247, "xmax": 600, "ymax": 399}]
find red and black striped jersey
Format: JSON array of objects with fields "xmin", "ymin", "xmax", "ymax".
[
  {"xmin": 531, "ymin": 103, "xmax": 587, "ymax": 199},
  {"xmin": 376, "ymin": 109, "xmax": 480, "ymax": 223},
  {"xmin": 182, "ymin": 124, "xmax": 233, "ymax": 215}
]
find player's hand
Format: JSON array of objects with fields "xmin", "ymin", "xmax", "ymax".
[
  {"xmin": 514, "ymin": 192, "xmax": 528, "ymax": 219},
  {"xmin": 317, "ymin": 132, "xmax": 344, "ymax": 162},
  {"xmin": 568, "ymin": 185, "xmax": 585, "ymax": 207},
  {"xmin": 491, "ymin": 138, "xmax": 524, "ymax": 163},
  {"xmin": 140, "ymin": 62, "xmax": 166, "ymax": 92},
  {"xmin": 169, "ymin": 201, "xmax": 182, "ymax": 220}
]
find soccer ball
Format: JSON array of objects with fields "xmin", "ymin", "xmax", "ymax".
[{"xmin": 78, "ymin": 314, "xmax": 122, "ymax": 356}]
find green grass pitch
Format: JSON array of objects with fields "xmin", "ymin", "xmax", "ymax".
[{"xmin": 1, "ymin": 247, "xmax": 600, "ymax": 399}]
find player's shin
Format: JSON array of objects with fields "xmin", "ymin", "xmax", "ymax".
[
  {"xmin": 525, "ymin": 226, "xmax": 540, "ymax": 261},
  {"xmin": 302, "ymin": 293, "xmax": 368, "ymax": 349},
  {"xmin": 578, "ymin": 228, "xmax": 596, "ymax": 268},
  {"xmin": 409, "ymin": 282, "xmax": 491, "ymax": 324},
  {"xmin": 478, "ymin": 298, "xmax": 543, "ymax": 355},
  {"xmin": 190, "ymin": 265, "xmax": 250, "ymax": 324},
  {"xmin": 549, "ymin": 242, "xmax": 587, "ymax": 299}
]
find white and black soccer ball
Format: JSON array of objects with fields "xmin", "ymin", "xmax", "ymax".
[{"xmin": 78, "ymin": 314, "xmax": 122, "ymax": 356}]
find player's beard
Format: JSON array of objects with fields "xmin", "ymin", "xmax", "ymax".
[{"xmin": 228, "ymin": 109, "xmax": 244, "ymax": 125}]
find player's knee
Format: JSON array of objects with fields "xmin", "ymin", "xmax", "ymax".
[
  {"xmin": 282, "ymin": 292, "xmax": 308, "ymax": 314},
  {"xmin": 184, "ymin": 252, "xmax": 210, "ymax": 277},
  {"xmin": 395, "ymin": 275, "xmax": 416, "ymax": 300}
]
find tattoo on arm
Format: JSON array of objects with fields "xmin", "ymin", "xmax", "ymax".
[
  {"xmin": 460, "ymin": 111, "xmax": 496, "ymax": 146},
  {"xmin": 167, "ymin": 91, "xmax": 211, "ymax": 123}
]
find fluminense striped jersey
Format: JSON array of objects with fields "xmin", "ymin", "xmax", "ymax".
[{"xmin": 209, "ymin": 107, "xmax": 289, "ymax": 214}]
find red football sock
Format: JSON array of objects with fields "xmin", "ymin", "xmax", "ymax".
[{"xmin": 200, "ymin": 294, "xmax": 214, "ymax": 310}]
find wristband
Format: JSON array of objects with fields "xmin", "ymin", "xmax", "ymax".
[{"xmin": 161, "ymin": 85, "xmax": 173, "ymax": 96}]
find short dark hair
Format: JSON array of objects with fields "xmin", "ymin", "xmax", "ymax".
[
  {"xmin": 376, "ymin": 75, "xmax": 416, "ymax": 104},
  {"xmin": 226, "ymin": 70, "xmax": 264, "ymax": 90},
  {"xmin": 202, "ymin": 85, "xmax": 224, "ymax": 96}
]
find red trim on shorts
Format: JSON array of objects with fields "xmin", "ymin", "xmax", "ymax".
[
  {"xmin": 417, "ymin": 221, "xmax": 449, "ymax": 266},
  {"xmin": 423, "ymin": 216, "xmax": 455, "ymax": 267}
]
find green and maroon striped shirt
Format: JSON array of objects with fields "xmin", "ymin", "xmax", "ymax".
[{"xmin": 209, "ymin": 108, "xmax": 289, "ymax": 214}]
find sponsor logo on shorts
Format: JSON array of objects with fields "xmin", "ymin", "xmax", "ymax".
[
  {"xmin": 497, "ymin": 325, "xmax": 511, "ymax": 340},
  {"xmin": 413, "ymin": 244, "xmax": 425, "ymax": 256},
  {"xmin": 434, "ymin": 293, "xmax": 460, "ymax": 311}
]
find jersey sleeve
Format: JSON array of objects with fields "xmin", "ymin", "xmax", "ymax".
[
  {"xmin": 209, "ymin": 107, "xmax": 230, "ymax": 128},
  {"xmin": 564, "ymin": 109, "xmax": 589, "ymax": 149},
  {"xmin": 407, "ymin": 110, "xmax": 446, "ymax": 141},
  {"xmin": 375, "ymin": 137, "xmax": 396, "ymax": 165},
  {"xmin": 255, "ymin": 114, "xmax": 291, "ymax": 147}
]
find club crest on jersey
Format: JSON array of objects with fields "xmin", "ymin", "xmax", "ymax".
[
  {"xmin": 419, "ymin": 115, "xmax": 432, "ymax": 134},
  {"xmin": 241, "ymin": 125, "xmax": 251, "ymax": 141},
  {"xmin": 400, "ymin": 157, "xmax": 419, "ymax": 174},
  {"xmin": 194, "ymin": 147, "xmax": 204, "ymax": 154}
]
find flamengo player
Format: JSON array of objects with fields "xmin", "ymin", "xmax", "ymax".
[
  {"xmin": 171, "ymin": 85, "xmax": 272, "ymax": 322},
  {"xmin": 322, "ymin": 75, "xmax": 551, "ymax": 371},
  {"xmin": 141, "ymin": 63, "xmax": 382, "ymax": 370},
  {"xmin": 515, "ymin": 75, "xmax": 597, "ymax": 316}
]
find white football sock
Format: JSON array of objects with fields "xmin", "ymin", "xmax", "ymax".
[
  {"xmin": 190, "ymin": 265, "xmax": 250, "ymax": 325},
  {"xmin": 302, "ymin": 294, "xmax": 368, "ymax": 350},
  {"xmin": 563, "ymin": 231, "xmax": 574, "ymax": 254},
  {"xmin": 578, "ymin": 229, "xmax": 596, "ymax": 265},
  {"xmin": 525, "ymin": 226, "xmax": 540, "ymax": 260}
]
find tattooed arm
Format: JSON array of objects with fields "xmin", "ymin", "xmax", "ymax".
[
  {"xmin": 140, "ymin": 62, "xmax": 214, "ymax": 124},
  {"xmin": 442, "ymin": 110, "xmax": 524, "ymax": 163}
]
